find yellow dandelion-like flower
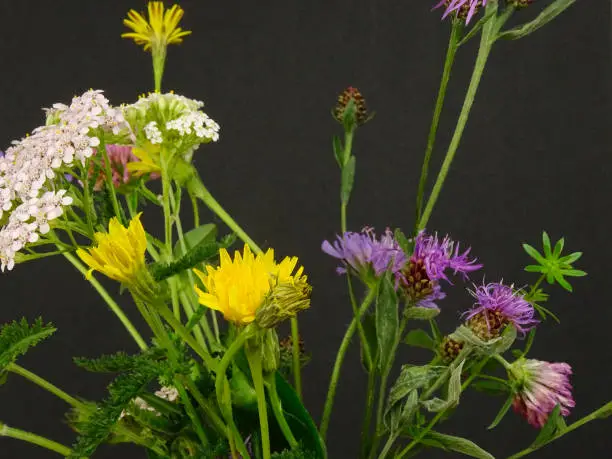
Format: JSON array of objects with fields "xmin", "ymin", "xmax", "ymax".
[
  {"xmin": 122, "ymin": 2, "xmax": 191, "ymax": 52},
  {"xmin": 193, "ymin": 245, "xmax": 308, "ymax": 326},
  {"xmin": 127, "ymin": 145, "xmax": 162, "ymax": 178},
  {"xmin": 77, "ymin": 214, "xmax": 147, "ymax": 284}
]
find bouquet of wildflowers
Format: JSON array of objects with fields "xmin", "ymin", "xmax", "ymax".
[{"xmin": 0, "ymin": 1, "xmax": 609, "ymax": 458}]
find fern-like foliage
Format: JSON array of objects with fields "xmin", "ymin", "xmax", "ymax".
[
  {"xmin": 271, "ymin": 446, "xmax": 317, "ymax": 459},
  {"xmin": 73, "ymin": 348, "xmax": 165, "ymax": 373},
  {"xmin": 0, "ymin": 317, "xmax": 55, "ymax": 371},
  {"xmin": 69, "ymin": 359, "xmax": 168, "ymax": 458}
]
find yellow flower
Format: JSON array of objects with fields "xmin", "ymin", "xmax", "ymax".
[
  {"xmin": 127, "ymin": 145, "xmax": 162, "ymax": 178},
  {"xmin": 194, "ymin": 245, "xmax": 307, "ymax": 326},
  {"xmin": 122, "ymin": 2, "xmax": 191, "ymax": 52},
  {"xmin": 77, "ymin": 214, "xmax": 147, "ymax": 284}
]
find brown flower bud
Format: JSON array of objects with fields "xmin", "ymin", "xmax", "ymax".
[{"xmin": 333, "ymin": 87, "xmax": 369, "ymax": 126}]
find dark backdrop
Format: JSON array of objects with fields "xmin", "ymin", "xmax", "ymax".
[{"xmin": 0, "ymin": 1, "xmax": 609, "ymax": 458}]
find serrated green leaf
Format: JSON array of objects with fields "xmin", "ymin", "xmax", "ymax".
[
  {"xmin": 403, "ymin": 329, "xmax": 435, "ymax": 350},
  {"xmin": 523, "ymin": 244, "xmax": 546, "ymax": 264},
  {"xmin": 173, "ymin": 223, "xmax": 217, "ymax": 257},
  {"xmin": 0, "ymin": 318, "xmax": 56, "ymax": 371},
  {"xmin": 405, "ymin": 306, "xmax": 440, "ymax": 321},
  {"xmin": 376, "ymin": 273, "xmax": 399, "ymax": 371},
  {"xmin": 488, "ymin": 393, "xmax": 514, "ymax": 429},
  {"xmin": 423, "ymin": 431, "xmax": 494, "ymax": 459},
  {"xmin": 340, "ymin": 156, "xmax": 356, "ymax": 205},
  {"xmin": 497, "ymin": 0, "xmax": 576, "ymax": 41}
]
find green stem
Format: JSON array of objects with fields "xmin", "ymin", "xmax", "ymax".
[
  {"xmin": 266, "ymin": 374, "xmax": 299, "ymax": 449},
  {"xmin": 215, "ymin": 330, "xmax": 252, "ymax": 459},
  {"xmin": 63, "ymin": 252, "xmax": 148, "ymax": 351},
  {"xmin": 377, "ymin": 434, "xmax": 399, "ymax": 459},
  {"xmin": 395, "ymin": 410, "xmax": 446, "ymax": 459},
  {"xmin": 176, "ymin": 382, "xmax": 210, "ymax": 447},
  {"xmin": 191, "ymin": 192, "xmax": 200, "ymax": 227},
  {"xmin": 340, "ymin": 203, "xmax": 347, "ymax": 234},
  {"xmin": 290, "ymin": 317, "xmax": 302, "ymax": 400},
  {"xmin": 188, "ymin": 175, "xmax": 262, "ymax": 254},
  {"xmin": 506, "ymin": 401, "xmax": 612, "ymax": 459},
  {"xmin": 152, "ymin": 43, "xmax": 167, "ymax": 92},
  {"xmin": 320, "ymin": 288, "xmax": 377, "ymax": 441},
  {"xmin": 415, "ymin": 20, "xmax": 463, "ymax": 227},
  {"xmin": 248, "ymin": 350, "xmax": 271, "ymax": 459},
  {"xmin": 7, "ymin": 363, "xmax": 83, "ymax": 408},
  {"xmin": 0, "ymin": 423, "xmax": 72, "ymax": 456},
  {"xmin": 180, "ymin": 376, "xmax": 228, "ymax": 436},
  {"xmin": 99, "ymin": 140, "xmax": 123, "ymax": 225},
  {"xmin": 348, "ymin": 275, "xmax": 373, "ymax": 371},
  {"xmin": 418, "ymin": 18, "xmax": 494, "ymax": 231},
  {"xmin": 360, "ymin": 370, "xmax": 377, "ymax": 458}
]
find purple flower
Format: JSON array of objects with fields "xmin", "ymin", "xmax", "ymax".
[
  {"xmin": 89, "ymin": 144, "xmax": 140, "ymax": 191},
  {"xmin": 401, "ymin": 231, "xmax": 481, "ymax": 309},
  {"xmin": 434, "ymin": 0, "xmax": 486, "ymax": 24},
  {"xmin": 322, "ymin": 227, "xmax": 406, "ymax": 279},
  {"xmin": 464, "ymin": 282, "xmax": 538, "ymax": 335},
  {"xmin": 510, "ymin": 359, "xmax": 575, "ymax": 428}
]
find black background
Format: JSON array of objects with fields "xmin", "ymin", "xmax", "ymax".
[{"xmin": 0, "ymin": 1, "xmax": 609, "ymax": 458}]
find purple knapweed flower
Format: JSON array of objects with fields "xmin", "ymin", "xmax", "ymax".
[
  {"xmin": 464, "ymin": 282, "xmax": 538, "ymax": 337},
  {"xmin": 400, "ymin": 231, "xmax": 481, "ymax": 309},
  {"xmin": 510, "ymin": 359, "xmax": 575, "ymax": 428},
  {"xmin": 90, "ymin": 144, "xmax": 140, "ymax": 191},
  {"xmin": 322, "ymin": 227, "xmax": 406, "ymax": 280},
  {"xmin": 434, "ymin": 0, "xmax": 486, "ymax": 25}
]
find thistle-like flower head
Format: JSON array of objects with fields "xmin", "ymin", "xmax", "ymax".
[
  {"xmin": 122, "ymin": 2, "xmax": 191, "ymax": 52},
  {"xmin": 434, "ymin": 0, "xmax": 486, "ymax": 24}
]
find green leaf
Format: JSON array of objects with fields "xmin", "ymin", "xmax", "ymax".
[
  {"xmin": 0, "ymin": 318, "xmax": 56, "ymax": 371},
  {"xmin": 530, "ymin": 405, "xmax": 565, "ymax": 448},
  {"xmin": 361, "ymin": 314, "xmax": 379, "ymax": 372},
  {"xmin": 403, "ymin": 329, "xmax": 435, "ymax": 350},
  {"xmin": 522, "ymin": 244, "xmax": 546, "ymax": 264},
  {"xmin": 405, "ymin": 306, "xmax": 440, "ymax": 321},
  {"xmin": 376, "ymin": 273, "xmax": 399, "ymax": 371},
  {"xmin": 422, "ymin": 431, "xmax": 494, "ymax": 459},
  {"xmin": 273, "ymin": 373, "xmax": 326, "ymax": 459},
  {"xmin": 332, "ymin": 135, "xmax": 344, "ymax": 167},
  {"xmin": 524, "ymin": 265, "xmax": 545, "ymax": 273},
  {"xmin": 532, "ymin": 303, "xmax": 561, "ymax": 323},
  {"xmin": 421, "ymin": 360, "xmax": 465, "ymax": 413},
  {"xmin": 595, "ymin": 400, "xmax": 612, "ymax": 419},
  {"xmin": 471, "ymin": 379, "xmax": 509, "ymax": 396},
  {"xmin": 388, "ymin": 365, "xmax": 446, "ymax": 409},
  {"xmin": 497, "ymin": 0, "xmax": 576, "ymax": 41},
  {"xmin": 173, "ymin": 223, "xmax": 217, "ymax": 257},
  {"xmin": 553, "ymin": 238, "xmax": 565, "ymax": 257},
  {"xmin": 340, "ymin": 156, "xmax": 356, "ymax": 205},
  {"xmin": 542, "ymin": 232, "xmax": 552, "ymax": 258},
  {"xmin": 342, "ymin": 98, "xmax": 357, "ymax": 133},
  {"xmin": 488, "ymin": 393, "xmax": 514, "ymax": 429},
  {"xmin": 561, "ymin": 269, "xmax": 587, "ymax": 277},
  {"xmin": 553, "ymin": 273, "xmax": 573, "ymax": 292},
  {"xmin": 394, "ymin": 228, "xmax": 412, "ymax": 255},
  {"xmin": 73, "ymin": 351, "xmax": 161, "ymax": 373},
  {"xmin": 450, "ymin": 325, "xmax": 517, "ymax": 356},
  {"xmin": 429, "ymin": 319, "xmax": 443, "ymax": 344},
  {"xmin": 385, "ymin": 389, "xmax": 419, "ymax": 434},
  {"xmin": 559, "ymin": 252, "xmax": 582, "ymax": 264},
  {"xmin": 458, "ymin": 8, "xmax": 497, "ymax": 46}
]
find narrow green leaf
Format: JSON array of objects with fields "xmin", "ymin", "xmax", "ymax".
[
  {"xmin": 522, "ymin": 244, "xmax": 546, "ymax": 264},
  {"xmin": 553, "ymin": 273, "xmax": 573, "ymax": 292},
  {"xmin": 450, "ymin": 325, "xmax": 516, "ymax": 356},
  {"xmin": 429, "ymin": 319, "xmax": 443, "ymax": 344},
  {"xmin": 421, "ymin": 360, "xmax": 465, "ymax": 413},
  {"xmin": 559, "ymin": 252, "xmax": 582, "ymax": 264},
  {"xmin": 497, "ymin": 0, "xmax": 576, "ymax": 41},
  {"xmin": 524, "ymin": 265, "xmax": 545, "ymax": 273},
  {"xmin": 332, "ymin": 135, "xmax": 344, "ymax": 167},
  {"xmin": 595, "ymin": 400, "xmax": 612, "ymax": 419},
  {"xmin": 340, "ymin": 156, "xmax": 356, "ymax": 205},
  {"xmin": 405, "ymin": 306, "xmax": 440, "ymax": 321},
  {"xmin": 471, "ymin": 379, "xmax": 509, "ymax": 396},
  {"xmin": 376, "ymin": 273, "xmax": 399, "ymax": 371},
  {"xmin": 385, "ymin": 389, "xmax": 419, "ymax": 434},
  {"xmin": 553, "ymin": 238, "xmax": 565, "ymax": 257},
  {"xmin": 561, "ymin": 269, "xmax": 587, "ymax": 277},
  {"xmin": 458, "ymin": 8, "xmax": 496, "ymax": 46},
  {"xmin": 532, "ymin": 303, "xmax": 561, "ymax": 323},
  {"xmin": 394, "ymin": 228, "xmax": 412, "ymax": 255},
  {"xmin": 488, "ymin": 393, "xmax": 514, "ymax": 429},
  {"xmin": 542, "ymin": 232, "xmax": 552, "ymax": 258},
  {"xmin": 531, "ymin": 405, "xmax": 564, "ymax": 448},
  {"xmin": 361, "ymin": 314, "xmax": 379, "ymax": 372},
  {"xmin": 403, "ymin": 329, "xmax": 435, "ymax": 350},
  {"xmin": 388, "ymin": 365, "xmax": 446, "ymax": 409},
  {"xmin": 423, "ymin": 431, "xmax": 494, "ymax": 459}
]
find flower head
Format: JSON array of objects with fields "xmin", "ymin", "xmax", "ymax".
[
  {"xmin": 122, "ymin": 2, "xmax": 191, "ymax": 52},
  {"xmin": 400, "ymin": 231, "xmax": 481, "ymax": 308},
  {"xmin": 509, "ymin": 358, "xmax": 575, "ymax": 428},
  {"xmin": 77, "ymin": 213, "xmax": 147, "ymax": 284},
  {"xmin": 322, "ymin": 228, "xmax": 406, "ymax": 281},
  {"xmin": 434, "ymin": 0, "xmax": 486, "ymax": 24},
  {"xmin": 333, "ymin": 87, "xmax": 369, "ymax": 126},
  {"xmin": 90, "ymin": 145, "xmax": 140, "ymax": 191},
  {"xmin": 464, "ymin": 282, "xmax": 538, "ymax": 338},
  {"xmin": 194, "ymin": 245, "xmax": 310, "ymax": 326}
]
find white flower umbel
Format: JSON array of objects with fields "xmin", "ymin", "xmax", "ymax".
[
  {"xmin": 144, "ymin": 121, "xmax": 163, "ymax": 144},
  {"xmin": 166, "ymin": 111, "xmax": 220, "ymax": 142},
  {"xmin": 0, "ymin": 90, "xmax": 129, "ymax": 271}
]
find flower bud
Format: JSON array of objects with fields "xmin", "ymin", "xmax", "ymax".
[
  {"xmin": 440, "ymin": 336, "xmax": 464, "ymax": 363},
  {"xmin": 255, "ymin": 278, "xmax": 312, "ymax": 329}
]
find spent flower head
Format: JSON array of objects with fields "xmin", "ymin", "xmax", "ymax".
[
  {"xmin": 400, "ymin": 231, "xmax": 481, "ymax": 309},
  {"xmin": 509, "ymin": 358, "xmax": 575, "ymax": 428},
  {"xmin": 322, "ymin": 228, "xmax": 406, "ymax": 284},
  {"xmin": 523, "ymin": 231, "xmax": 586, "ymax": 292},
  {"xmin": 333, "ymin": 87, "xmax": 370, "ymax": 128},
  {"xmin": 464, "ymin": 282, "xmax": 538, "ymax": 338}
]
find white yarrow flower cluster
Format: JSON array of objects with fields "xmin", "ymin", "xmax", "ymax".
[
  {"xmin": 166, "ymin": 111, "xmax": 220, "ymax": 142},
  {"xmin": 119, "ymin": 386, "xmax": 179, "ymax": 420},
  {"xmin": 0, "ymin": 90, "xmax": 129, "ymax": 272},
  {"xmin": 144, "ymin": 121, "xmax": 163, "ymax": 144}
]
